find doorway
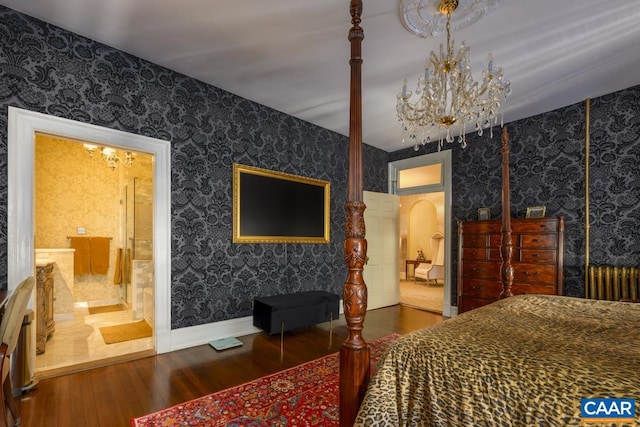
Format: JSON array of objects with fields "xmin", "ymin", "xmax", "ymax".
[
  {"xmin": 33, "ymin": 134, "xmax": 155, "ymax": 376},
  {"xmin": 388, "ymin": 149, "xmax": 456, "ymax": 317},
  {"xmin": 400, "ymin": 193, "xmax": 445, "ymax": 313},
  {"xmin": 7, "ymin": 107, "xmax": 172, "ymax": 379}
]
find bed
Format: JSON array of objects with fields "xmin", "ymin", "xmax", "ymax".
[
  {"xmin": 339, "ymin": 2, "xmax": 640, "ymax": 425},
  {"xmin": 354, "ymin": 294, "xmax": 640, "ymax": 425}
]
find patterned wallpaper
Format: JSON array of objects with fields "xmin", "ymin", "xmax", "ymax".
[
  {"xmin": 391, "ymin": 86, "xmax": 640, "ymax": 300},
  {"xmin": 0, "ymin": 7, "xmax": 388, "ymax": 329},
  {"xmin": 1, "ymin": 6, "xmax": 638, "ymax": 325}
]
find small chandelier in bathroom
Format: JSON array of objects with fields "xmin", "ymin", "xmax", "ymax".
[{"xmin": 83, "ymin": 144, "xmax": 134, "ymax": 171}]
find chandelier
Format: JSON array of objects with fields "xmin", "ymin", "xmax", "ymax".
[
  {"xmin": 397, "ymin": 0, "xmax": 511, "ymax": 150},
  {"xmin": 83, "ymin": 144, "xmax": 134, "ymax": 170}
]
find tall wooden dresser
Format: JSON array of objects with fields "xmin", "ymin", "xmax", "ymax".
[{"xmin": 458, "ymin": 216, "xmax": 564, "ymax": 314}]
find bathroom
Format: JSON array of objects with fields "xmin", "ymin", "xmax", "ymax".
[{"xmin": 33, "ymin": 133, "xmax": 155, "ymax": 377}]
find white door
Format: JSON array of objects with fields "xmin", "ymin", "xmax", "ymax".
[{"xmin": 363, "ymin": 191, "xmax": 399, "ymax": 310}]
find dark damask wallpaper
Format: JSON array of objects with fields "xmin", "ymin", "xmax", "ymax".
[
  {"xmin": 0, "ymin": 7, "xmax": 388, "ymax": 329},
  {"xmin": 1, "ymin": 6, "xmax": 639, "ymax": 327},
  {"xmin": 391, "ymin": 85, "xmax": 640, "ymax": 301}
]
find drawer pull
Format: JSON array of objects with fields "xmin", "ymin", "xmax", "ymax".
[
  {"xmin": 523, "ymin": 271, "xmax": 540, "ymax": 276},
  {"xmin": 533, "ymin": 254, "xmax": 540, "ymax": 258},
  {"xmin": 470, "ymin": 285, "xmax": 485, "ymax": 291},
  {"xmin": 471, "ymin": 267, "xmax": 484, "ymax": 273}
]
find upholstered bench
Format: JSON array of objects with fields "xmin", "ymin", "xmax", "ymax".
[{"xmin": 253, "ymin": 290, "xmax": 340, "ymax": 335}]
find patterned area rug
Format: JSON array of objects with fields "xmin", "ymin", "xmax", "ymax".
[{"xmin": 131, "ymin": 333, "xmax": 400, "ymax": 427}]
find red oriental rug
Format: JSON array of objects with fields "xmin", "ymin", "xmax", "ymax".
[{"xmin": 131, "ymin": 333, "xmax": 400, "ymax": 427}]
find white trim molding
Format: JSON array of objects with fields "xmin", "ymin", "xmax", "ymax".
[
  {"xmin": 167, "ymin": 299, "xmax": 345, "ymax": 352},
  {"xmin": 168, "ymin": 316, "xmax": 261, "ymax": 352},
  {"xmin": 8, "ymin": 107, "xmax": 173, "ymax": 353},
  {"xmin": 388, "ymin": 150, "xmax": 456, "ymax": 317}
]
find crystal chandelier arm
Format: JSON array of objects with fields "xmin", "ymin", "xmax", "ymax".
[{"xmin": 397, "ymin": 0, "xmax": 510, "ymax": 150}]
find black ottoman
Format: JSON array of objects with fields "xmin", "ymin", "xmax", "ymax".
[{"xmin": 253, "ymin": 290, "xmax": 340, "ymax": 335}]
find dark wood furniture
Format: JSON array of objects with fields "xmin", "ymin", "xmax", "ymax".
[
  {"xmin": 340, "ymin": 1, "xmax": 369, "ymax": 425},
  {"xmin": 36, "ymin": 262, "xmax": 55, "ymax": 354},
  {"xmin": 341, "ymin": 3, "xmax": 511, "ymax": 423},
  {"xmin": 458, "ymin": 216, "xmax": 565, "ymax": 313}
]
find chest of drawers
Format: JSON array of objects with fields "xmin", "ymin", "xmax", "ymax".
[{"xmin": 458, "ymin": 216, "xmax": 564, "ymax": 313}]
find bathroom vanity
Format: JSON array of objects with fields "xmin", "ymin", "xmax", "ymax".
[{"xmin": 36, "ymin": 261, "xmax": 55, "ymax": 354}]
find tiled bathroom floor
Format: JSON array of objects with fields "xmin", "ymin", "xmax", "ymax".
[{"xmin": 35, "ymin": 305, "xmax": 154, "ymax": 378}]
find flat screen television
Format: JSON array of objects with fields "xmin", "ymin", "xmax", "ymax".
[{"xmin": 232, "ymin": 163, "xmax": 330, "ymax": 243}]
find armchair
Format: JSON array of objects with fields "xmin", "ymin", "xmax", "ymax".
[{"xmin": 414, "ymin": 232, "xmax": 444, "ymax": 285}]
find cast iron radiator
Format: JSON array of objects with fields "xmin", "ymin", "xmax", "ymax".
[{"xmin": 587, "ymin": 265, "xmax": 640, "ymax": 302}]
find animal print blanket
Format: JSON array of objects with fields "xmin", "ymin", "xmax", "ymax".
[{"xmin": 355, "ymin": 294, "xmax": 640, "ymax": 426}]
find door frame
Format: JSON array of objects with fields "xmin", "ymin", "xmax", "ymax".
[
  {"xmin": 388, "ymin": 149, "xmax": 457, "ymax": 317},
  {"xmin": 7, "ymin": 107, "xmax": 173, "ymax": 356}
]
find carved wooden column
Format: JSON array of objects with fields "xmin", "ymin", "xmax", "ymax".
[
  {"xmin": 340, "ymin": 1, "xmax": 370, "ymax": 425},
  {"xmin": 499, "ymin": 127, "xmax": 514, "ymax": 298}
]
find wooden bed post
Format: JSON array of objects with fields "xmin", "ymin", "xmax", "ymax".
[
  {"xmin": 499, "ymin": 127, "xmax": 514, "ymax": 298},
  {"xmin": 340, "ymin": 0, "xmax": 370, "ymax": 426}
]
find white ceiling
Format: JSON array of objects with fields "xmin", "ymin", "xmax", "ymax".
[{"xmin": 3, "ymin": 0, "xmax": 640, "ymax": 153}]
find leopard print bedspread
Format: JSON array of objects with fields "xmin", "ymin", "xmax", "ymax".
[{"xmin": 355, "ymin": 294, "xmax": 640, "ymax": 426}]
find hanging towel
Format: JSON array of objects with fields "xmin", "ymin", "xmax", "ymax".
[
  {"xmin": 113, "ymin": 248, "xmax": 132, "ymax": 285},
  {"xmin": 113, "ymin": 248, "xmax": 123, "ymax": 285},
  {"xmin": 90, "ymin": 237, "xmax": 111, "ymax": 275},
  {"xmin": 123, "ymin": 248, "xmax": 132, "ymax": 284},
  {"xmin": 70, "ymin": 237, "xmax": 91, "ymax": 276}
]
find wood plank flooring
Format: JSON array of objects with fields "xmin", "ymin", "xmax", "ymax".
[{"xmin": 16, "ymin": 305, "xmax": 443, "ymax": 427}]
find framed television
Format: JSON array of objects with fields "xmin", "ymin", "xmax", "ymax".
[{"xmin": 232, "ymin": 164, "xmax": 330, "ymax": 243}]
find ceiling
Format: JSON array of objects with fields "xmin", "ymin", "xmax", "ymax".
[{"xmin": 2, "ymin": 0, "xmax": 640, "ymax": 153}]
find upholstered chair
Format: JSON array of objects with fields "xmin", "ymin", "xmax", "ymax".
[
  {"xmin": 0, "ymin": 276, "xmax": 35, "ymax": 427},
  {"xmin": 414, "ymin": 232, "xmax": 445, "ymax": 285}
]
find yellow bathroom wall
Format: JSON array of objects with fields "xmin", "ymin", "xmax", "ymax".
[{"xmin": 35, "ymin": 134, "xmax": 123, "ymax": 303}]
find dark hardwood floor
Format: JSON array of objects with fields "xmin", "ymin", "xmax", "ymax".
[{"xmin": 16, "ymin": 304, "xmax": 442, "ymax": 427}]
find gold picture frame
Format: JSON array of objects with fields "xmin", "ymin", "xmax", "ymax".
[
  {"xmin": 526, "ymin": 206, "xmax": 546, "ymax": 218},
  {"xmin": 232, "ymin": 163, "xmax": 330, "ymax": 243}
]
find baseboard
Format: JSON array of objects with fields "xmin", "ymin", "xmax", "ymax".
[
  {"xmin": 160, "ymin": 299, "xmax": 345, "ymax": 354},
  {"xmin": 163, "ymin": 315, "xmax": 261, "ymax": 353}
]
